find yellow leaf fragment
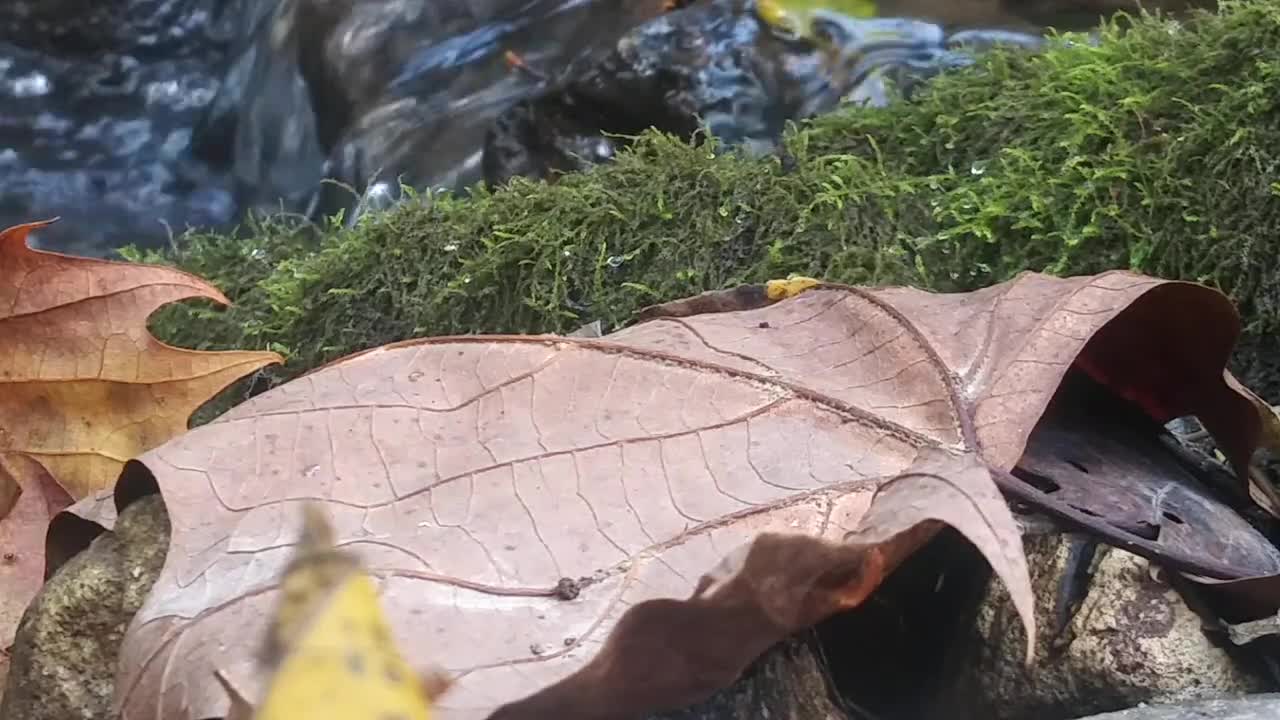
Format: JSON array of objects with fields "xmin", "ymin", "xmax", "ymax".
[
  {"xmin": 756, "ymin": 0, "xmax": 878, "ymax": 41},
  {"xmin": 765, "ymin": 275, "xmax": 821, "ymax": 301},
  {"xmin": 257, "ymin": 575, "xmax": 434, "ymax": 720},
  {"xmin": 253, "ymin": 505, "xmax": 441, "ymax": 720}
]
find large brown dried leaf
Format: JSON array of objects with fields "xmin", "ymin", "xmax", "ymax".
[{"xmin": 110, "ymin": 271, "xmax": 1260, "ymax": 720}]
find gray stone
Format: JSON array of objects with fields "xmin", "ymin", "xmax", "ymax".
[
  {"xmin": 0, "ymin": 494, "xmax": 169, "ymax": 720},
  {"xmin": 1073, "ymin": 694, "xmax": 1280, "ymax": 719},
  {"xmin": 647, "ymin": 634, "xmax": 849, "ymax": 720},
  {"xmin": 944, "ymin": 532, "xmax": 1271, "ymax": 720}
]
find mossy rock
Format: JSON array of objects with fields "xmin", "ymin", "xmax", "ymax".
[{"xmin": 129, "ymin": 0, "xmax": 1280, "ymax": 411}]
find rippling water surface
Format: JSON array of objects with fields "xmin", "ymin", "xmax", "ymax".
[{"xmin": 0, "ymin": 0, "xmax": 249, "ymax": 255}]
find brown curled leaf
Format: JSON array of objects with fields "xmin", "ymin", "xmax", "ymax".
[
  {"xmin": 0, "ymin": 455, "xmax": 72, "ymax": 663},
  {"xmin": 109, "ymin": 270, "xmax": 1265, "ymax": 720},
  {"xmin": 1221, "ymin": 372, "xmax": 1280, "ymax": 516},
  {"xmin": 43, "ymin": 488, "xmax": 116, "ymax": 578}
]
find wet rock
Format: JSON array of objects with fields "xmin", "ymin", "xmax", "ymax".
[
  {"xmin": 291, "ymin": 0, "xmax": 671, "ymax": 219},
  {"xmin": 1073, "ymin": 694, "xmax": 1280, "ymax": 719},
  {"xmin": 195, "ymin": 0, "xmax": 674, "ymax": 222},
  {"xmin": 946, "ymin": 531, "xmax": 1272, "ymax": 720},
  {"xmin": 307, "ymin": 94, "xmax": 493, "ymax": 222},
  {"xmin": 190, "ymin": 0, "xmax": 324, "ymax": 219},
  {"xmin": 0, "ymin": 494, "xmax": 169, "ymax": 720},
  {"xmin": 647, "ymin": 634, "xmax": 850, "ymax": 720},
  {"xmin": 481, "ymin": 8, "xmax": 1053, "ymax": 192},
  {"xmin": 481, "ymin": 4, "xmax": 964, "ymax": 187}
]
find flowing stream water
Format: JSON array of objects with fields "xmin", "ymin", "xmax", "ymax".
[{"xmin": 0, "ymin": 0, "xmax": 1185, "ymax": 257}]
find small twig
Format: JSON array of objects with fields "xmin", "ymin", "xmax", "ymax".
[{"xmin": 158, "ymin": 218, "xmax": 182, "ymax": 259}]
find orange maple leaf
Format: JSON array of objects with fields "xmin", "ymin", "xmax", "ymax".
[
  {"xmin": 0, "ymin": 218, "xmax": 281, "ymax": 659},
  {"xmin": 0, "ymin": 219, "xmax": 282, "ymax": 499}
]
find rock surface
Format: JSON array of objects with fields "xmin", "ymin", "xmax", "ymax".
[
  {"xmin": 0, "ymin": 494, "xmax": 169, "ymax": 720},
  {"xmin": 479, "ymin": 6, "xmax": 974, "ymax": 188},
  {"xmin": 1073, "ymin": 694, "xmax": 1280, "ymax": 720},
  {"xmin": 648, "ymin": 635, "xmax": 849, "ymax": 720},
  {"xmin": 950, "ymin": 532, "xmax": 1271, "ymax": 720}
]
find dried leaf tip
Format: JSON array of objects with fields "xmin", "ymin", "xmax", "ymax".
[
  {"xmin": 297, "ymin": 502, "xmax": 337, "ymax": 554},
  {"xmin": 213, "ymin": 670, "xmax": 255, "ymax": 720},
  {"xmin": 252, "ymin": 503, "xmax": 440, "ymax": 720},
  {"xmin": 419, "ymin": 668, "xmax": 455, "ymax": 702},
  {"xmin": 259, "ymin": 503, "xmax": 360, "ymax": 666}
]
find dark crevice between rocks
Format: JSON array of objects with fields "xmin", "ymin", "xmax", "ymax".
[
  {"xmin": 114, "ymin": 458, "xmax": 161, "ymax": 513},
  {"xmin": 818, "ymin": 529, "xmax": 994, "ymax": 720},
  {"xmin": 40, "ymin": 513, "xmax": 108, "ymax": 582},
  {"xmin": 647, "ymin": 529, "xmax": 993, "ymax": 720}
]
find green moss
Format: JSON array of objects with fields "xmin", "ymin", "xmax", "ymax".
[{"xmin": 132, "ymin": 0, "xmax": 1280, "ymax": 405}]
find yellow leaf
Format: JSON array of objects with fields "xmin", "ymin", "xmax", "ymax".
[
  {"xmin": 765, "ymin": 275, "xmax": 822, "ymax": 301},
  {"xmin": 755, "ymin": 0, "xmax": 878, "ymax": 40},
  {"xmin": 0, "ymin": 219, "xmax": 282, "ymax": 499},
  {"xmin": 257, "ymin": 575, "xmax": 434, "ymax": 720},
  {"xmin": 253, "ymin": 505, "xmax": 442, "ymax": 720}
]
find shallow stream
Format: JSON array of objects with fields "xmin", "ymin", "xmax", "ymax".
[{"xmin": 0, "ymin": 0, "xmax": 1189, "ymax": 257}]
